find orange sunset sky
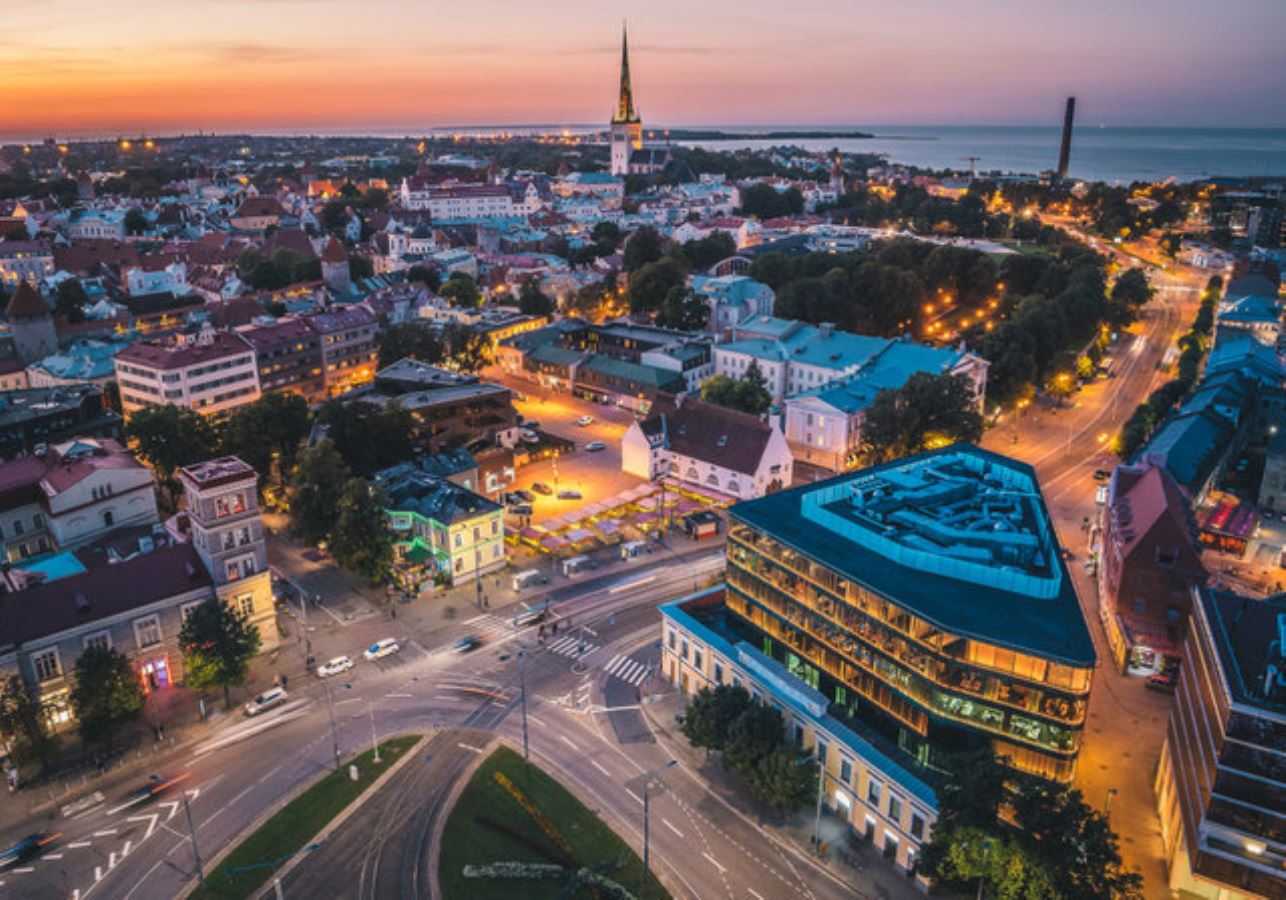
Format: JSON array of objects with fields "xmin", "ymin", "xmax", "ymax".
[{"xmin": 4, "ymin": 0, "xmax": 1285, "ymax": 137}]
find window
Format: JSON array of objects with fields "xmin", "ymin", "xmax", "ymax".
[
  {"xmin": 454, "ymin": 533, "xmax": 462, "ymax": 548},
  {"xmin": 680, "ymin": 639, "xmax": 689, "ymax": 661},
  {"xmin": 237, "ymin": 527, "xmax": 251, "ymax": 546},
  {"xmin": 910, "ymin": 813, "xmax": 925, "ymax": 841},
  {"xmin": 491, "ymin": 520, "xmax": 499, "ymax": 536},
  {"xmin": 33, "ymin": 649, "xmax": 61, "ymax": 682},
  {"xmin": 867, "ymin": 779, "xmax": 882, "ymax": 806},
  {"xmin": 840, "ymin": 758, "xmax": 853, "ymax": 785},
  {"xmin": 181, "ymin": 602, "xmax": 202, "ymax": 622},
  {"xmin": 816, "ymin": 739, "xmax": 828, "ymax": 765},
  {"xmin": 714, "ymin": 662, "xmax": 724, "ymax": 683},
  {"xmin": 102, "ymin": 510, "xmax": 114, "ymax": 528},
  {"xmin": 223, "ymin": 531, "xmax": 237, "ymax": 551},
  {"xmin": 473, "ymin": 526, "xmax": 481, "ymax": 542},
  {"xmin": 694, "ymin": 648, "xmax": 703, "ymax": 669},
  {"xmin": 134, "ymin": 616, "xmax": 162, "ymax": 649},
  {"xmin": 83, "ymin": 632, "xmax": 111, "ymax": 652},
  {"xmin": 13, "ymin": 520, "xmax": 23, "ymax": 536},
  {"xmin": 234, "ymin": 594, "xmax": 254, "ymax": 619},
  {"xmin": 33, "ymin": 513, "xmax": 43, "ymax": 529},
  {"xmin": 668, "ymin": 630, "xmax": 676, "ymax": 651},
  {"xmin": 888, "ymin": 793, "xmax": 903, "ymax": 824}
]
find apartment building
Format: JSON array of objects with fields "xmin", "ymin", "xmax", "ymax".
[{"xmin": 114, "ymin": 330, "xmax": 261, "ymax": 418}]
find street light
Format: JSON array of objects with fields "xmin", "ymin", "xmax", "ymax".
[
  {"xmin": 642, "ymin": 759, "xmax": 678, "ymax": 889},
  {"xmin": 368, "ymin": 701, "xmax": 381, "ymax": 764},
  {"xmin": 794, "ymin": 753, "xmax": 826, "ymax": 850}
]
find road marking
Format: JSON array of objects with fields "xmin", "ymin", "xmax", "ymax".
[
  {"xmin": 609, "ymin": 574, "xmax": 656, "ymax": 594},
  {"xmin": 335, "ymin": 697, "xmax": 359, "ymax": 705},
  {"xmin": 109, "ymin": 850, "xmax": 117, "ymax": 868},
  {"xmin": 227, "ymin": 784, "xmax": 256, "ymax": 807},
  {"xmin": 662, "ymin": 818, "xmax": 684, "ymax": 838},
  {"xmin": 127, "ymin": 813, "xmax": 159, "ymax": 840},
  {"xmin": 559, "ymin": 735, "xmax": 579, "ymax": 750},
  {"xmin": 702, "ymin": 852, "xmax": 726, "ymax": 873},
  {"xmin": 122, "ymin": 840, "xmax": 132, "ymax": 857},
  {"xmin": 410, "ymin": 640, "xmax": 430, "ymax": 657},
  {"xmin": 71, "ymin": 802, "xmax": 105, "ymax": 820},
  {"xmin": 386, "ymin": 692, "xmax": 412, "ymax": 698},
  {"xmin": 626, "ymin": 788, "xmax": 643, "ymax": 804},
  {"xmin": 68, "ymin": 841, "xmax": 92, "ymax": 849},
  {"xmin": 526, "ymin": 714, "xmax": 545, "ymax": 726},
  {"xmin": 93, "ymin": 829, "xmax": 117, "ymax": 837},
  {"xmin": 748, "ymin": 889, "xmax": 765, "ymax": 900},
  {"xmin": 106, "ymin": 795, "xmax": 148, "ymax": 816},
  {"xmin": 12, "ymin": 866, "xmax": 33, "ymax": 873},
  {"xmin": 458, "ymin": 742, "xmax": 486, "ymax": 753},
  {"xmin": 159, "ymin": 800, "xmax": 180, "ymax": 821},
  {"xmin": 591, "ymin": 760, "xmax": 611, "ymax": 777},
  {"xmin": 44, "ymin": 852, "xmax": 64, "ymax": 859},
  {"xmin": 95, "ymin": 865, "xmax": 102, "ymax": 881}
]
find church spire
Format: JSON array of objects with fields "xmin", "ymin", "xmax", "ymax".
[{"xmin": 613, "ymin": 22, "xmax": 639, "ymax": 124}]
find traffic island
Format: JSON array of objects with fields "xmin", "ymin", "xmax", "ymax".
[
  {"xmin": 438, "ymin": 745, "xmax": 671, "ymax": 900},
  {"xmin": 188, "ymin": 734, "xmax": 421, "ymax": 900}
]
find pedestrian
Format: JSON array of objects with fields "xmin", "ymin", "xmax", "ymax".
[{"xmin": 281, "ymin": 674, "xmax": 288, "ymax": 689}]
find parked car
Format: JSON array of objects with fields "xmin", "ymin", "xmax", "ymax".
[
  {"xmin": 558, "ymin": 489, "xmax": 583, "ymax": 500},
  {"xmin": 512, "ymin": 488, "xmax": 535, "ymax": 503},
  {"xmin": 531, "ymin": 482, "xmax": 553, "ymax": 495},
  {"xmin": 1092, "ymin": 469, "xmax": 1111, "ymax": 482},
  {"xmin": 584, "ymin": 440, "xmax": 606, "ymax": 452},
  {"xmin": 244, "ymin": 687, "xmax": 288, "ymax": 717},
  {"xmin": 452, "ymin": 635, "xmax": 482, "ymax": 654},
  {"xmin": 1146, "ymin": 673, "xmax": 1176, "ymax": 693},
  {"xmin": 316, "ymin": 656, "xmax": 354, "ymax": 678},
  {"xmin": 576, "ymin": 415, "xmax": 594, "ymax": 426},
  {"xmin": 363, "ymin": 638, "xmax": 400, "ymax": 661}
]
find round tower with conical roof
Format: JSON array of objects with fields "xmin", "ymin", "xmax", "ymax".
[
  {"xmin": 5, "ymin": 281, "xmax": 56, "ymax": 363},
  {"xmin": 320, "ymin": 236, "xmax": 352, "ymax": 296}
]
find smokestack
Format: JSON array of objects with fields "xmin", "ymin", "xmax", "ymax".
[{"xmin": 1057, "ymin": 97, "xmax": 1076, "ymax": 179}]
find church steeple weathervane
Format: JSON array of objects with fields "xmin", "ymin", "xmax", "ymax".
[{"xmin": 613, "ymin": 22, "xmax": 639, "ymax": 125}]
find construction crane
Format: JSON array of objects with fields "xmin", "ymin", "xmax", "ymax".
[{"xmin": 963, "ymin": 156, "xmax": 980, "ymax": 179}]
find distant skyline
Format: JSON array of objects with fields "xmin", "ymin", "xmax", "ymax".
[{"xmin": 4, "ymin": 0, "xmax": 1285, "ymax": 137}]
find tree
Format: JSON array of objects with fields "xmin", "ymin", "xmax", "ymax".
[
  {"xmin": 623, "ymin": 226, "xmax": 664, "ymax": 272},
  {"xmin": 69, "ymin": 646, "xmax": 146, "ymax": 747},
  {"xmin": 746, "ymin": 748, "xmax": 817, "ymax": 813},
  {"xmin": 407, "ymin": 264, "xmax": 441, "ymax": 291},
  {"xmin": 221, "ymin": 393, "xmax": 312, "ymax": 487},
  {"xmin": 377, "ymin": 321, "xmax": 445, "ymax": 369},
  {"xmin": 591, "ymin": 221, "xmax": 621, "ymax": 255},
  {"xmin": 721, "ymin": 703, "xmax": 785, "ymax": 777},
  {"xmin": 348, "ymin": 255, "xmax": 374, "ymax": 281},
  {"xmin": 677, "ymin": 232, "xmax": 737, "ymax": 271},
  {"xmin": 320, "ymin": 200, "xmax": 351, "ymax": 235},
  {"xmin": 439, "ymin": 272, "xmax": 481, "ymax": 307},
  {"xmin": 329, "ymin": 479, "xmax": 393, "ymax": 582},
  {"xmin": 681, "ymin": 684, "xmax": 753, "ymax": 753},
  {"xmin": 739, "ymin": 183, "xmax": 804, "ymax": 219},
  {"xmin": 178, "ymin": 597, "xmax": 263, "ymax": 709},
  {"xmin": 290, "ymin": 439, "xmax": 352, "ymax": 545},
  {"xmin": 627, "ymin": 257, "xmax": 686, "ymax": 316},
  {"xmin": 124, "ymin": 207, "xmax": 149, "ymax": 236},
  {"xmin": 655, "ymin": 285, "xmax": 708, "ymax": 332},
  {"xmin": 0, "ymin": 675, "xmax": 55, "ymax": 766},
  {"xmin": 317, "ymin": 401, "xmax": 413, "ymax": 477},
  {"xmin": 517, "ymin": 280, "xmax": 555, "ymax": 317},
  {"xmin": 861, "ymin": 372, "xmax": 984, "ymax": 463},
  {"xmin": 699, "ymin": 372, "xmax": 772, "ymax": 416},
  {"xmin": 54, "ymin": 278, "xmax": 89, "ymax": 323},
  {"xmin": 442, "ymin": 322, "xmax": 492, "ymax": 373},
  {"xmin": 126, "ymin": 404, "xmax": 221, "ymax": 485}
]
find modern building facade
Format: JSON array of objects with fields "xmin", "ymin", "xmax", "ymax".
[
  {"xmin": 1154, "ymin": 588, "xmax": 1285, "ymax": 900},
  {"xmin": 307, "ymin": 306, "xmax": 378, "ymax": 398},
  {"xmin": 114, "ymin": 330, "xmax": 261, "ymax": 418},
  {"xmin": 240, "ymin": 317, "xmax": 325, "ymax": 402},
  {"xmin": 361, "ymin": 359, "xmax": 518, "ymax": 455},
  {"xmin": 700, "ymin": 445, "xmax": 1096, "ymax": 783}
]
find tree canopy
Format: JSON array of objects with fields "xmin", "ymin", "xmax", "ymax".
[
  {"xmin": 654, "ymin": 285, "xmax": 709, "ymax": 332},
  {"xmin": 517, "ymin": 280, "xmax": 555, "ymax": 317},
  {"xmin": 739, "ymin": 183, "xmax": 804, "ymax": 219},
  {"xmin": 317, "ymin": 400, "xmax": 414, "ymax": 477},
  {"xmin": 220, "ymin": 392, "xmax": 312, "ymax": 487},
  {"xmin": 69, "ymin": 646, "xmax": 146, "ymax": 747},
  {"xmin": 330, "ymin": 479, "xmax": 393, "ymax": 582},
  {"xmin": 439, "ymin": 272, "xmax": 481, "ymax": 307},
  {"xmin": 178, "ymin": 597, "xmax": 263, "ymax": 709},
  {"xmin": 126, "ymin": 404, "xmax": 221, "ymax": 483},
  {"xmin": 623, "ymin": 226, "xmax": 664, "ymax": 272},
  {"xmin": 290, "ymin": 439, "xmax": 351, "ymax": 546},
  {"xmin": 627, "ymin": 257, "xmax": 686, "ymax": 316},
  {"xmin": 861, "ymin": 371, "xmax": 985, "ymax": 463},
  {"xmin": 699, "ymin": 362, "xmax": 772, "ymax": 415}
]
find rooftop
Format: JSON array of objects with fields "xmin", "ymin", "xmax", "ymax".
[
  {"xmin": 376, "ymin": 464, "xmax": 499, "ymax": 525},
  {"xmin": 179, "ymin": 456, "xmax": 257, "ymax": 489},
  {"xmin": 115, "ymin": 331, "xmax": 254, "ymax": 370},
  {"xmin": 730, "ymin": 445, "xmax": 1095, "ymax": 666},
  {"xmin": 1200, "ymin": 589, "xmax": 1286, "ymax": 714}
]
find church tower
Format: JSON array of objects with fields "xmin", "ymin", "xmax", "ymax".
[{"xmin": 610, "ymin": 24, "xmax": 643, "ymax": 177}]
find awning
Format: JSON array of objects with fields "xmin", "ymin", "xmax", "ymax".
[
  {"xmin": 595, "ymin": 519, "xmax": 621, "ymax": 535},
  {"xmin": 402, "ymin": 544, "xmax": 434, "ymax": 565},
  {"xmin": 566, "ymin": 528, "xmax": 595, "ymax": 542},
  {"xmin": 519, "ymin": 526, "xmax": 546, "ymax": 541},
  {"xmin": 541, "ymin": 534, "xmax": 568, "ymax": 549}
]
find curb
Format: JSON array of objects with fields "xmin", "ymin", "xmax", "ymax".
[
  {"xmin": 177, "ymin": 732, "xmax": 426, "ymax": 900},
  {"xmin": 424, "ymin": 734, "xmax": 498, "ymax": 900}
]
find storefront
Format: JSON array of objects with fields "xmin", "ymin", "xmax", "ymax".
[{"xmin": 139, "ymin": 655, "xmax": 171, "ymax": 691}]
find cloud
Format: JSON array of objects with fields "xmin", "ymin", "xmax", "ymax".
[{"xmin": 202, "ymin": 43, "xmax": 322, "ymax": 64}]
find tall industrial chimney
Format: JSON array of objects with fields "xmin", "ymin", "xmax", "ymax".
[{"xmin": 1057, "ymin": 97, "xmax": 1076, "ymax": 179}]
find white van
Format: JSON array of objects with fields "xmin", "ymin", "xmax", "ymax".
[
  {"xmin": 620, "ymin": 540, "xmax": 650, "ymax": 560},
  {"xmin": 512, "ymin": 569, "xmax": 549, "ymax": 591},
  {"xmin": 243, "ymin": 687, "xmax": 288, "ymax": 717},
  {"xmin": 363, "ymin": 638, "xmax": 400, "ymax": 661},
  {"xmin": 561, "ymin": 555, "xmax": 595, "ymax": 576}
]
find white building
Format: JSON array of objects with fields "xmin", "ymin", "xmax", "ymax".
[
  {"xmin": 124, "ymin": 261, "xmax": 188, "ymax": 297},
  {"xmin": 66, "ymin": 209, "xmax": 127, "ymax": 240},
  {"xmin": 114, "ymin": 329, "xmax": 261, "ymax": 418},
  {"xmin": 621, "ymin": 396, "xmax": 793, "ymax": 501}
]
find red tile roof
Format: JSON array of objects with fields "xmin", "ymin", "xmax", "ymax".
[
  {"xmin": 234, "ymin": 197, "xmax": 288, "ymax": 219},
  {"xmin": 53, "ymin": 239, "xmax": 140, "ymax": 274},
  {"xmin": 115, "ymin": 331, "xmax": 254, "ymax": 370},
  {"xmin": 320, "ymin": 236, "xmax": 347, "ymax": 263},
  {"xmin": 5, "ymin": 281, "xmax": 49, "ymax": 319}
]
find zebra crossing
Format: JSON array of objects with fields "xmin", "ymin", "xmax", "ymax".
[
  {"xmin": 463, "ymin": 613, "xmax": 520, "ymax": 642},
  {"xmin": 546, "ymin": 633, "xmax": 601, "ymax": 659},
  {"xmin": 603, "ymin": 653, "xmax": 650, "ymax": 687}
]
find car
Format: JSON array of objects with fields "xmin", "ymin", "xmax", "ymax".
[
  {"xmin": 584, "ymin": 440, "xmax": 606, "ymax": 452},
  {"xmin": 244, "ymin": 687, "xmax": 288, "ymax": 717},
  {"xmin": 364, "ymin": 638, "xmax": 400, "ymax": 661},
  {"xmin": 1, "ymin": 833, "xmax": 57, "ymax": 870},
  {"xmin": 1146, "ymin": 673, "xmax": 1176, "ymax": 693},
  {"xmin": 531, "ymin": 482, "xmax": 553, "ymax": 496},
  {"xmin": 316, "ymin": 655, "xmax": 354, "ymax": 678},
  {"xmin": 520, "ymin": 432, "xmax": 541, "ymax": 445},
  {"xmin": 576, "ymin": 415, "xmax": 594, "ymax": 426},
  {"xmin": 452, "ymin": 635, "xmax": 482, "ymax": 654},
  {"xmin": 1092, "ymin": 469, "xmax": 1111, "ymax": 482},
  {"xmin": 558, "ymin": 489, "xmax": 583, "ymax": 500},
  {"xmin": 118, "ymin": 771, "xmax": 192, "ymax": 810}
]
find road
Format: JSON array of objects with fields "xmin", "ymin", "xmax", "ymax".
[{"xmin": 2, "ymin": 547, "xmax": 909, "ymax": 900}]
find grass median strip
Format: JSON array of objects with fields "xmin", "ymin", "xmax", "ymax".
[
  {"xmin": 439, "ymin": 745, "xmax": 671, "ymax": 899},
  {"xmin": 191, "ymin": 734, "xmax": 419, "ymax": 900}
]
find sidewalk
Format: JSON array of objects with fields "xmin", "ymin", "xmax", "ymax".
[{"xmin": 640, "ymin": 691, "xmax": 927, "ymax": 900}]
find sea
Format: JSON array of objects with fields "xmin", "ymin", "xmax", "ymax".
[
  {"xmin": 6, "ymin": 124, "xmax": 1285, "ymax": 185},
  {"xmin": 677, "ymin": 125, "xmax": 1286, "ymax": 185}
]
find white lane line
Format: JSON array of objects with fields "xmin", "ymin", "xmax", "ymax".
[
  {"xmin": 43, "ymin": 852, "xmax": 64, "ymax": 860},
  {"xmin": 609, "ymin": 574, "xmax": 656, "ymax": 594},
  {"xmin": 122, "ymin": 857, "xmax": 167, "ymax": 900},
  {"xmin": 605, "ymin": 654, "xmax": 623, "ymax": 673},
  {"xmin": 626, "ymin": 788, "xmax": 643, "ymax": 804},
  {"xmin": 227, "ymin": 784, "xmax": 256, "ymax": 807},
  {"xmin": 105, "ymin": 796, "xmax": 147, "ymax": 816},
  {"xmin": 335, "ymin": 698, "xmax": 359, "ymax": 706},
  {"xmin": 12, "ymin": 866, "xmax": 34, "ymax": 873},
  {"xmin": 559, "ymin": 735, "xmax": 579, "ymax": 751},
  {"xmin": 256, "ymin": 764, "xmax": 284, "ymax": 785},
  {"xmin": 662, "ymin": 818, "xmax": 684, "ymax": 838},
  {"xmin": 458, "ymin": 743, "xmax": 486, "ymax": 753},
  {"xmin": 386, "ymin": 692, "xmax": 412, "ymax": 698},
  {"xmin": 526, "ymin": 714, "xmax": 545, "ymax": 726},
  {"xmin": 93, "ymin": 828, "xmax": 117, "ymax": 837},
  {"xmin": 68, "ymin": 841, "xmax": 92, "ymax": 849},
  {"xmin": 95, "ymin": 865, "xmax": 102, "ymax": 882},
  {"xmin": 109, "ymin": 850, "xmax": 117, "ymax": 868},
  {"xmin": 590, "ymin": 760, "xmax": 611, "ymax": 777},
  {"xmin": 748, "ymin": 889, "xmax": 765, "ymax": 900},
  {"xmin": 702, "ymin": 852, "xmax": 726, "ymax": 873},
  {"xmin": 463, "ymin": 613, "xmax": 489, "ymax": 625},
  {"xmin": 122, "ymin": 840, "xmax": 132, "ymax": 857}
]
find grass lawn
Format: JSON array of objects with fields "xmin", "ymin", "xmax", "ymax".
[
  {"xmin": 439, "ymin": 746, "xmax": 670, "ymax": 900},
  {"xmin": 190, "ymin": 734, "xmax": 419, "ymax": 900}
]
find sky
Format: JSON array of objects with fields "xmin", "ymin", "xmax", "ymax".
[{"xmin": 3, "ymin": 0, "xmax": 1285, "ymax": 138}]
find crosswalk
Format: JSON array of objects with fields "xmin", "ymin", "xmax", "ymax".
[
  {"xmin": 463, "ymin": 613, "xmax": 521, "ymax": 642},
  {"xmin": 547, "ymin": 633, "xmax": 601, "ymax": 659},
  {"xmin": 603, "ymin": 653, "xmax": 650, "ymax": 686}
]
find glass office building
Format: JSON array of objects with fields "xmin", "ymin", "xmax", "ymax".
[{"xmin": 722, "ymin": 446, "xmax": 1096, "ymax": 783}]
